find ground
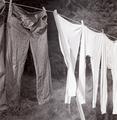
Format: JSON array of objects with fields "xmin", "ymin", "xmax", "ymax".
[{"xmin": 1, "ymin": 70, "xmax": 116, "ymax": 120}]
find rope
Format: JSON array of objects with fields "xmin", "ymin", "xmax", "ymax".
[
  {"xmin": 4, "ymin": 1, "xmax": 117, "ymax": 40},
  {"xmin": 5, "ymin": 1, "xmax": 53, "ymax": 12},
  {"xmin": 0, "ymin": 5, "xmax": 6, "ymax": 15},
  {"xmin": 61, "ymin": 14, "xmax": 80, "ymax": 24}
]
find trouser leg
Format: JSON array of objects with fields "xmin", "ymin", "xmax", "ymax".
[{"xmin": 30, "ymin": 32, "xmax": 52, "ymax": 105}]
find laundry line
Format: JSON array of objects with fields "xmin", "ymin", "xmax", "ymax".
[
  {"xmin": 4, "ymin": 1, "xmax": 117, "ymax": 40},
  {"xmin": 0, "ymin": 4, "xmax": 6, "ymax": 15},
  {"xmin": 5, "ymin": 1, "xmax": 54, "ymax": 12}
]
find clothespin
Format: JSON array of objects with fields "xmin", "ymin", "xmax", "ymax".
[
  {"xmin": 81, "ymin": 20, "xmax": 84, "ymax": 25},
  {"xmin": 54, "ymin": 10, "xmax": 57, "ymax": 15},
  {"xmin": 42, "ymin": 6, "xmax": 46, "ymax": 11},
  {"xmin": 102, "ymin": 29, "xmax": 104, "ymax": 33},
  {"xmin": 81, "ymin": 20, "xmax": 84, "ymax": 28},
  {"xmin": 81, "ymin": 20, "xmax": 84, "ymax": 31},
  {"xmin": 101, "ymin": 29, "xmax": 105, "ymax": 42}
]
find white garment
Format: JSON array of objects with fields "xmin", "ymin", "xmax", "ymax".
[
  {"xmin": 54, "ymin": 10, "xmax": 109, "ymax": 115},
  {"xmin": 100, "ymin": 33, "xmax": 108, "ymax": 114},
  {"xmin": 77, "ymin": 25, "xmax": 103, "ymax": 109},
  {"xmin": 54, "ymin": 11, "xmax": 86, "ymax": 120},
  {"xmin": 112, "ymin": 42, "xmax": 117, "ymax": 114},
  {"xmin": 77, "ymin": 21, "xmax": 86, "ymax": 104},
  {"xmin": 106, "ymin": 39, "xmax": 117, "ymax": 114},
  {"xmin": 53, "ymin": 11, "xmax": 82, "ymax": 104},
  {"xmin": 106, "ymin": 39, "xmax": 113, "ymax": 69},
  {"xmin": 86, "ymin": 27, "xmax": 103, "ymax": 108}
]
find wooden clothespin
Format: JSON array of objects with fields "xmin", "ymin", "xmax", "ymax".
[
  {"xmin": 42, "ymin": 6, "xmax": 46, "ymax": 11},
  {"xmin": 81, "ymin": 20, "xmax": 85, "ymax": 28},
  {"xmin": 102, "ymin": 29, "xmax": 104, "ymax": 33},
  {"xmin": 54, "ymin": 9, "xmax": 58, "ymax": 14},
  {"xmin": 81, "ymin": 20, "xmax": 84, "ymax": 25},
  {"xmin": 54, "ymin": 10, "xmax": 57, "ymax": 15},
  {"xmin": 81, "ymin": 20, "xmax": 84, "ymax": 30}
]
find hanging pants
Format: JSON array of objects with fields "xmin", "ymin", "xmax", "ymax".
[
  {"xmin": 99, "ymin": 33, "xmax": 108, "ymax": 114},
  {"xmin": 6, "ymin": 4, "xmax": 52, "ymax": 107},
  {"xmin": 53, "ymin": 11, "xmax": 82, "ymax": 104},
  {"xmin": 0, "ymin": 3, "xmax": 8, "ymax": 111},
  {"xmin": 85, "ymin": 26, "xmax": 103, "ymax": 108},
  {"xmin": 78, "ymin": 25, "xmax": 108, "ymax": 113},
  {"xmin": 77, "ymin": 21, "xmax": 86, "ymax": 104},
  {"xmin": 111, "ymin": 42, "xmax": 117, "ymax": 114},
  {"xmin": 54, "ymin": 11, "xmax": 86, "ymax": 120},
  {"xmin": 106, "ymin": 39, "xmax": 117, "ymax": 114},
  {"xmin": 78, "ymin": 24, "xmax": 101, "ymax": 106}
]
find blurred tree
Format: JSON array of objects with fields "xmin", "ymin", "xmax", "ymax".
[{"xmin": 60, "ymin": 0, "xmax": 116, "ymax": 13}]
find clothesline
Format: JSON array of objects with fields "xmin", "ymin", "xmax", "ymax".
[
  {"xmin": 4, "ymin": 1, "xmax": 117, "ymax": 40},
  {"xmin": 5, "ymin": 1, "xmax": 54, "ymax": 12},
  {"xmin": 0, "ymin": 4, "xmax": 6, "ymax": 15}
]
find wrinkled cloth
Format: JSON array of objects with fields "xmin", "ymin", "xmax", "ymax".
[
  {"xmin": 111, "ymin": 42, "xmax": 117, "ymax": 114},
  {"xmin": 6, "ymin": 4, "xmax": 52, "ymax": 107},
  {"xmin": 100, "ymin": 33, "xmax": 108, "ymax": 114},
  {"xmin": 0, "ymin": 4, "xmax": 8, "ymax": 111},
  {"xmin": 86, "ymin": 28, "xmax": 103, "ymax": 109},
  {"xmin": 54, "ymin": 11, "xmax": 85, "ymax": 120},
  {"xmin": 106, "ymin": 39, "xmax": 117, "ymax": 114},
  {"xmin": 77, "ymin": 24, "xmax": 108, "ymax": 113},
  {"xmin": 77, "ymin": 21, "xmax": 86, "ymax": 104},
  {"xmin": 53, "ymin": 11, "xmax": 82, "ymax": 104},
  {"xmin": 77, "ymin": 24, "xmax": 103, "ymax": 108}
]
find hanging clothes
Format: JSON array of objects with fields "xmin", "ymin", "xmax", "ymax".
[
  {"xmin": 53, "ymin": 10, "xmax": 85, "ymax": 120},
  {"xmin": 0, "ymin": 3, "xmax": 8, "ymax": 111},
  {"xmin": 77, "ymin": 24, "xmax": 108, "ymax": 114},
  {"xmin": 106, "ymin": 39, "xmax": 117, "ymax": 114},
  {"xmin": 86, "ymin": 28, "xmax": 103, "ymax": 109},
  {"xmin": 77, "ymin": 21, "xmax": 86, "ymax": 104},
  {"xmin": 53, "ymin": 11, "xmax": 82, "ymax": 104},
  {"xmin": 6, "ymin": 4, "xmax": 52, "ymax": 108},
  {"xmin": 77, "ymin": 24, "xmax": 103, "ymax": 107},
  {"xmin": 99, "ymin": 33, "xmax": 108, "ymax": 114},
  {"xmin": 111, "ymin": 42, "xmax": 117, "ymax": 114}
]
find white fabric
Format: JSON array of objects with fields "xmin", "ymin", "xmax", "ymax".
[
  {"xmin": 106, "ymin": 39, "xmax": 117, "ymax": 114},
  {"xmin": 106, "ymin": 39, "xmax": 114, "ymax": 69},
  {"xmin": 54, "ymin": 11, "xmax": 86, "ymax": 120},
  {"xmin": 53, "ymin": 11, "xmax": 82, "ymax": 104},
  {"xmin": 77, "ymin": 25, "xmax": 103, "ymax": 108},
  {"xmin": 54, "ymin": 10, "xmax": 111, "ymax": 115},
  {"xmin": 86, "ymin": 27, "xmax": 103, "ymax": 108},
  {"xmin": 77, "ymin": 21, "xmax": 86, "ymax": 104},
  {"xmin": 112, "ymin": 42, "xmax": 117, "ymax": 114},
  {"xmin": 100, "ymin": 33, "xmax": 108, "ymax": 114}
]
